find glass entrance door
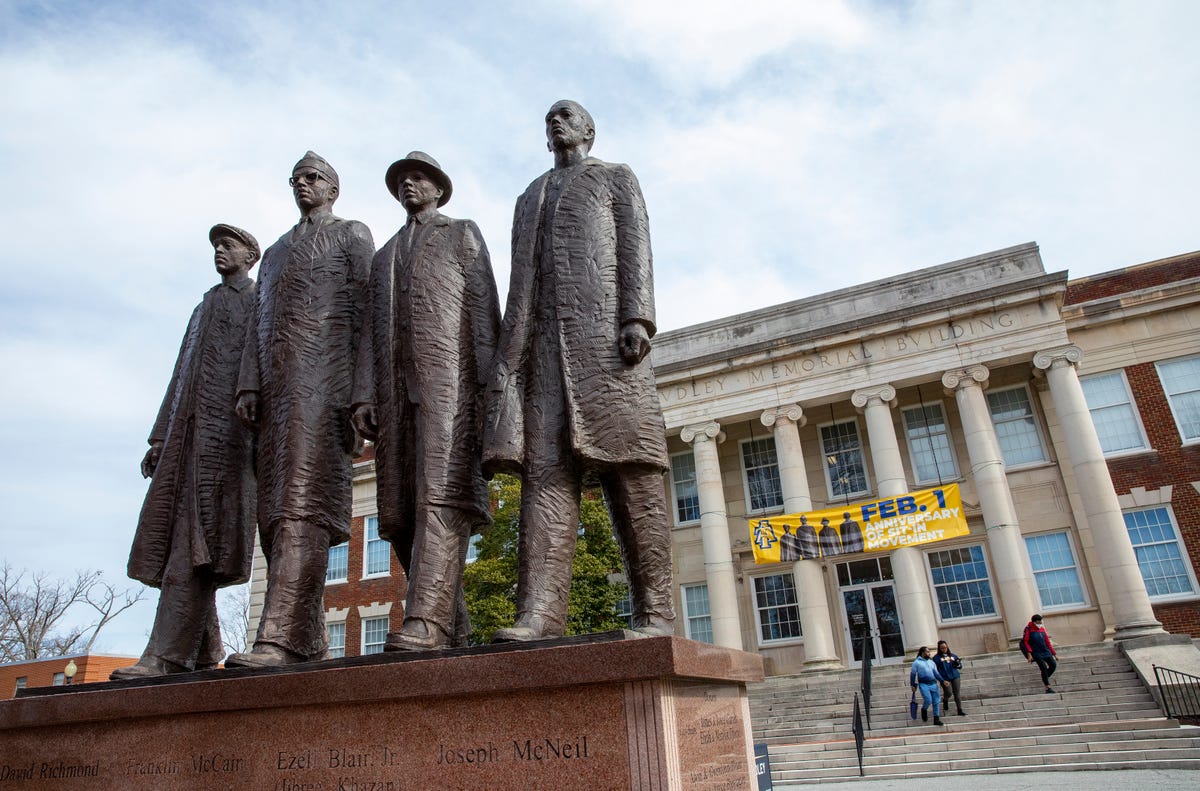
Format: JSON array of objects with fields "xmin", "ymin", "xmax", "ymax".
[{"xmin": 841, "ymin": 583, "xmax": 905, "ymax": 666}]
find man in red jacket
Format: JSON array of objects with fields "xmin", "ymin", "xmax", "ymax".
[{"xmin": 1021, "ymin": 613, "xmax": 1058, "ymax": 693}]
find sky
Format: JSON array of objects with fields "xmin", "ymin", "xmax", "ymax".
[{"xmin": 1, "ymin": 0, "xmax": 1198, "ymax": 658}]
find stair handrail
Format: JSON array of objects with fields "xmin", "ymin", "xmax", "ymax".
[
  {"xmin": 859, "ymin": 633, "xmax": 872, "ymax": 731},
  {"xmin": 851, "ymin": 692, "xmax": 865, "ymax": 777},
  {"xmin": 1152, "ymin": 664, "xmax": 1200, "ymax": 724}
]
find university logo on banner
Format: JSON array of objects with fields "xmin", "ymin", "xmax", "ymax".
[{"xmin": 749, "ymin": 484, "xmax": 968, "ymax": 564}]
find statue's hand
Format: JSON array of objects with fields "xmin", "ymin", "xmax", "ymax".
[
  {"xmin": 140, "ymin": 442, "xmax": 163, "ymax": 479},
  {"xmin": 352, "ymin": 403, "xmax": 379, "ymax": 442},
  {"xmin": 618, "ymin": 321, "xmax": 651, "ymax": 365},
  {"xmin": 235, "ymin": 391, "xmax": 259, "ymax": 429}
]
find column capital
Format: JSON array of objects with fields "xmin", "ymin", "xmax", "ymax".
[
  {"xmin": 851, "ymin": 384, "xmax": 896, "ymax": 410},
  {"xmin": 942, "ymin": 364, "xmax": 990, "ymax": 392},
  {"xmin": 761, "ymin": 404, "xmax": 805, "ymax": 428},
  {"xmin": 680, "ymin": 421, "xmax": 725, "ymax": 445},
  {"xmin": 1032, "ymin": 344, "xmax": 1084, "ymax": 371}
]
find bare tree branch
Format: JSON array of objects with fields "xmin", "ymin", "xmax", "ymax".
[{"xmin": 219, "ymin": 583, "xmax": 251, "ymax": 654}]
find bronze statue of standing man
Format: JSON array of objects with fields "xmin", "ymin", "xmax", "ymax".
[
  {"xmin": 113, "ymin": 224, "xmax": 260, "ymax": 679},
  {"xmin": 485, "ymin": 100, "xmax": 675, "ymax": 641},
  {"xmin": 227, "ymin": 152, "xmax": 374, "ymax": 668},
  {"xmin": 353, "ymin": 152, "xmax": 500, "ymax": 650}
]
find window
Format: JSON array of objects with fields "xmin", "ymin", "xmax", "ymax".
[
  {"xmin": 986, "ymin": 386, "xmax": 1046, "ymax": 467},
  {"xmin": 615, "ymin": 590, "xmax": 633, "ymax": 628},
  {"xmin": 363, "ymin": 516, "xmax": 390, "ymax": 577},
  {"xmin": 1080, "ymin": 371, "xmax": 1147, "ymax": 454},
  {"xmin": 1156, "ymin": 356, "xmax": 1200, "ymax": 442},
  {"xmin": 14, "ymin": 677, "xmax": 26, "ymax": 694},
  {"xmin": 1024, "ymin": 532, "xmax": 1086, "ymax": 609},
  {"xmin": 326, "ymin": 542, "xmax": 349, "ymax": 583},
  {"xmin": 52, "ymin": 672, "xmax": 65, "ymax": 686},
  {"xmin": 361, "ymin": 615, "xmax": 389, "ymax": 655},
  {"xmin": 741, "ymin": 438, "xmax": 783, "ymax": 512},
  {"xmin": 902, "ymin": 402, "xmax": 958, "ymax": 483},
  {"xmin": 669, "ymin": 452, "xmax": 701, "ymax": 523},
  {"xmin": 820, "ymin": 420, "xmax": 868, "ymax": 498},
  {"xmin": 752, "ymin": 573, "xmax": 802, "ymax": 644},
  {"xmin": 1123, "ymin": 507, "xmax": 1198, "ymax": 600},
  {"xmin": 681, "ymin": 584, "xmax": 713, "ymax": 644},
  {"xmin": 465, "ymin": 533, "xmax": 482, "ymax": 564},
  {"xmin": 927, "ymin": 545, "xmax": 996, "ymax": 620},
  {"xmin": 327, "ymin": 622, "xmax": 346, "ymax": 659}
]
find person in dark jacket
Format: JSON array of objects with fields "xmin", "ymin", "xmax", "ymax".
[
  {"xmin": 1021, "ymin": 613, "xmax": 1058, "ymax": 693},
  {"xmin": 934, "ymin": 640, "xmax": 965, "ymax": 715},
  {"xmin": 112, "ymin": 224, "xmax": 260, "ymax": 680},
  {"xmin": 909, "ymin": 645, "xmax": 946, "ymax": 725}
]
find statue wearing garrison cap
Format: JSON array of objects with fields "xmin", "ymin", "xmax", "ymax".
[
  {"xmin": 113, "ymin": 224, "xmax": 261, "ymax": 680},
  {"xmin": 484, "ymin": 101, "xmax": 675, "ymax": 641},
  {"xmin": 228, "ymin": 151, "xmax": 374, "ymax": 668},
  {"xmin": 352, "ymin": 152, "xmax": 500, "ymax": 650}
]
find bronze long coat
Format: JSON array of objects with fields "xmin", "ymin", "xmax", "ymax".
[
  {"xmin": 355, "ymin": 212, "xmax": 500, "ymax": 559},
  {"xmin": 484, "ymin": 158, "xmax": 668, "ymax": 473},
  {"xmin": 127, "ymin": 278, "xmax": 256, "ymax": 587},
  {"xmin": 239, "ymin": 214, "xmax": 374, "ymax": 543}
]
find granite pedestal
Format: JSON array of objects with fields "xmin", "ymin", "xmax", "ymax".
[{"xmin": 0, "ymin": 632, "xmax": 763, "ymax": 790}]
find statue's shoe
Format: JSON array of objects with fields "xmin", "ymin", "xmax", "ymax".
[
  {"xmin": 384, "ymin": 619, "xmax": 451, "ymax": 652},
  {"xmin": 491, "ymin": 614, "xmax": 560, "ymax": 643},
  {"xmin": 109, "ymin": 656, "xmax": 189, "ymax": 680},
  {"xmin": 628, "ymin": 615, "xmax": 675, "ymax": 638},
  {"xmin": 223, "ymin": 644, "xmax": 303, "ymax": 669}
]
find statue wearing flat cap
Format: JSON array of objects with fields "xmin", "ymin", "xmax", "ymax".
[
  {"xmin": 113, "ymin": 224, "xmax": 261, "ymax": 680},
  {"xmin": 352, "ymin": 151, "xmax": 500, "ymax": 650},
  {"xmin": 227, "ymin": 151, "xmax": 375, "ymax": 668}
]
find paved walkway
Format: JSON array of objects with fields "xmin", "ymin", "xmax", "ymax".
[{"xmin": 775, "ymin": 768, "xmax": 1200, "ymax": 790}]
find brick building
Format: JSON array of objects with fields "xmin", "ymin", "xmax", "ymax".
[
  {"xmin": 1, "ymin": 654, "xmax": 136, "ymax": 699},
  {"xmin": 245, "ymin": 244, "xmax": 1199, "ymax": 670}
]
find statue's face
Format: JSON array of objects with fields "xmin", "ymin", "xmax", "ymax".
[
  {"xmin": 545, "ymin": 102, "xmax": 592, "ymax": 152},
  {"xmin": 213, "ymin": 236, "xmax": 254, "ymax": 275},
  {"xmin": 290, "ymin": 167, "xmax": 337, "ymax": 211},
  {"xmin": 398, "ymin": 168, "xmax": 443, "ymax": 214}
]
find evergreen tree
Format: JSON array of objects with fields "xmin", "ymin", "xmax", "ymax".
[{"xmin": 462, "ymin": 474, "xmax": 629, "ymax": 645}]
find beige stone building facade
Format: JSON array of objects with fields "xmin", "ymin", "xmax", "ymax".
[{"xmin": 248, "ymin": 243, "xmax": 1200, "ymax": 675}]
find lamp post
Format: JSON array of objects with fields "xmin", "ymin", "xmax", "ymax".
[{"xmin": 64, "ymin": 659, "xmax": 77, "ymax": 686}]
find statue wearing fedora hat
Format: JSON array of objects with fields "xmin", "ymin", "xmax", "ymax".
[
  {"xmin": 228, "ymin": 151, "xmax": 374, "ymax": 668},
  {"xmin": 483, "ymin": 100, "xmax": 675, "ymax": 641},
  {"xmin": 352, "ymin": 151, "xmax": 500, "ymax": 650},
  {"xmin": 113, "ymin": 224, "xmax": 261, "ymax": 680}
]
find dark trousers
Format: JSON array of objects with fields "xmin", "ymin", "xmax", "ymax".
[
  {"xmin": 1035, "ymin": 655, "xmax": 1057, "ymax": 686},
  {"xmin": 254, "ymin": 519, "xmax": 331, "ymax": 660},
  {"xmin": 143, "ymin": 511, "xmax": 224, "ymax": 670},
  {"xmin": 940, "ymin": 677, "xmax": 962, "ymax": 713}
]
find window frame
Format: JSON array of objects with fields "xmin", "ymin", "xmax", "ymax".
[
  {"xmin": 750, "ymin": 572, "xmax": 804, "ymax": 647},
  {"xmin": 1079, "ymin": 369, "xmax": 1150, "ymax": 457},
  {"xmin": 326, "ymin": 541, "xmax": 349, "ymax": 585},
  {"xmin": 326, "ymin": 621, "xmax": 347, "ymax": 659},
  {"xmin": 924, "ymin": 543, "xmax": 1000, "ymax": 625},
  {"xmin": 1023, "ymin": 529, "xmax": 1089, "ymax": 611},
  {"xmin": 1122, "ymin": 505, "xmax": 1200, "ymax": 603},
  {"xmin": 900, "ymin": 400, "xmax": 960, "ymax": 484},
  {"xmin": 985, "ymin": 384, "xmax": 1049, "ymax": 469},
  {"xmin": 361, "ymin": 515, "xmax": 390, "ymax": 579},
  {"xmin": 360, "ymin": 615, "xmax": 389, "ymax": 655},
  {"xmin": 739, "ymin": 436, "xmax": 785, "ymax": 515},
  {"xmin": 680, "ymin": 583, "xmax": 714, "ymax": 644},
  {"xmin": 1155, "ymin": 355, "xmax": 1200, "ymax": 445},
  {"xmin": 669, "ymin": 450, "xmax": 702, "ymax": 525},
  {"xmin": 818, "ymin": 418, "xmax": 871, "ymax": 500}
]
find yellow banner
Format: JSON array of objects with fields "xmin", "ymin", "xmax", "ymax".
[{"xmin": 749, "ymin": 484, "xmax": 968, "ymax": 564}]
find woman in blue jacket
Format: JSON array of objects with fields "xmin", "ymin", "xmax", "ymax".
[
  {"xmin": 909, "ymin": 645, "xmax": 946, "ymax": 726},
  {"xmin": 934, "ymin": 640, "xmax": 965, "ymax": 715}
]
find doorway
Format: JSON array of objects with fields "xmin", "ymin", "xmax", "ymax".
[{"xmin": 840, "ymin": 582, "xmax": 905, "ymax": 667}]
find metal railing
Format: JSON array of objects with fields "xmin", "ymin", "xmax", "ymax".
[
  {"xmin": 847, "ymin": 634, "xmax": 873, "ymax": 777},
  {"xmin": 859, "ymin": 633, "xmax": 873, "ymax": 731},
  {"xmin": 1153, "ymin": 664, "xmax": 1200, "ymax": 724},
  {"xmin": 851, "ymin": 693, "xmax": 865, "ymax": 777}
]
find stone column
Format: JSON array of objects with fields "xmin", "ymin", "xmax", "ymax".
[
  {"xmin": 851, "ymin": 385, "xmax": 938, "ymax": 652},
  {"xmin": 942, "ymin": 365, "xmax": 1040, "ymax": 642},
  {"xmin": 1033, "ymin": 346, "xmax": 1164, "ymax": 639},
  {"xmin": 680, "ymin": 421, "xmax": 743, "ymax": 649},
  {"xmin": 762, "ymin": 405, "xmax": 840, "ymax": 670}
]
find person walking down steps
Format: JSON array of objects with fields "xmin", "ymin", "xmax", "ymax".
[
  {"xmin": 910, "ymin": 645, "xmax": 946, "ymax": 726},
  {"xmin": 935, "ymin": 640, "xmax": 966, "ymax": 716},
  {"xmin": 1021, "ymin": 613, "xmax": 1059, "ymax": 693}
]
